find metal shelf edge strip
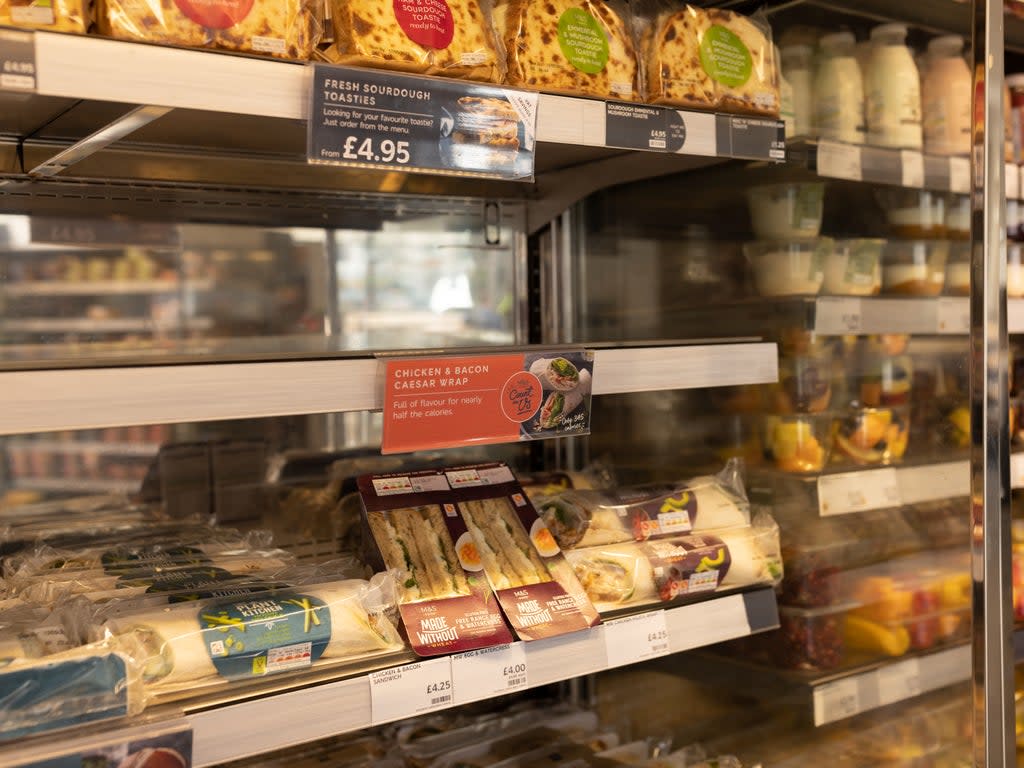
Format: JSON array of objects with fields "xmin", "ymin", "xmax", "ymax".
[
  {"xmin": 188, "ymin": 588, "xmax": 777, "ymax": 766},
  {"xmin": 0, "ymin": 343, "xmax": 778, "ymax": 433}
]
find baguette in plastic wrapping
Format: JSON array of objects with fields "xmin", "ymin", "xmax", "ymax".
[
  {"xmin": 500, "ymin": 0, "xmax": 638, "ymax": 100},
  {"xmin": 326, "ymin": 0, "xmax": 503, "ymax": 81},
  {"xmin": 102, "ymin": 576, "xmax": 403, "ymax": 696},
  {"xmin": 97, "ymin": 0, "xmax": 320, "ymax": 59},
  {"xmin": 0, "ymin": 0, "xmax": 86, "ymax": 31}
]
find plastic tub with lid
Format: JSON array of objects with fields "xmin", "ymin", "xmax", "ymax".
[{"xmin": 865, "ymin": 23, "xmax": 923, "ymax": 148}]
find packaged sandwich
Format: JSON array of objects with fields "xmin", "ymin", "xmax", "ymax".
[
  {"xmin": 359, "ymin": 470, "xmax": 514, "ymax": 656},
  {"xmin": 564, "ymin": 513, "xmax": 782, "ymax": 611},
  {"xmin": 0, "ymin": 638, "xmax": 144, "ymax": 741},
  {"xmin": 0, "ymin": 0, "xmax": 86, "ymax": 31},
  {"xmin": 326, "ymin": 0, "xmax": 503, "ymax": 81},
  {"xmin": 100, "ymin": 576, "xmax": 403, "ymax": 698},
  {"xmin": 500, "ymin": 0, "xmax": 639, "ymax": 100},
  {"xmin": 448, "ymin": 463, "xmax": 601, "ymax": 640},
  {"xmin": 534, "ymin": 460, "xmax": 751, "ymax": 550},
  {"xmin": 641, "ymin": 3, "xmax": 779, "ymax": 116},
  {"xmin": 10, "ymin": 549, "xmax": 296, "ymax": 606},
  {"xmin": 96, "ymin": 0, "xmax": 320, "ymax": 60}
]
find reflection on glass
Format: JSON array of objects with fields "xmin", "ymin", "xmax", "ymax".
[{"xmin": 0, "ymin": 205, "xmax": 519, "ymax": 365}]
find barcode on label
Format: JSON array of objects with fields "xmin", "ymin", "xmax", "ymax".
[
  {"xmin": 507, "ymin": 676, "xmax": 527, "ymax": 688},
  {"xmin": 430, "ymin": 695, "xmax": 452, "ymax": 706}
]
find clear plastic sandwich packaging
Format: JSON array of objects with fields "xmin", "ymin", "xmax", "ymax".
[
  {"xmin": 96, "ymin": 0, "xmax": 321, "ymax": 59},
  {"xmin": 83, "ymin": 571, "xmax": 406, "ymax": 705},
  {"xmin": 0, "ymin": 600, "xmax": 145, "ymax": 742},
  {"xmin": 636, "ymin": 1, "xmax": 779, "ymax": 115},
  {"xmin": 358, "ymin": 462, "xmax": 601, "ymax": 652},
  {"xmin": 531, "ymin": 460, "xmax": 783, "ymax": 613},
  {"xmin": 323, "ymin": 0, "xmax": 504, "ymax": 82},
  {"xmin": 0, "ymin": 0, "xmax": 86, "ymax": 32},
  {"xmin": 497, "ymin": 0, "xmax": 639, "ymax": 100}
]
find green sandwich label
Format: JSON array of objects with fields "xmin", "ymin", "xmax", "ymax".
[
  {"xmin": 558, "ymin": 8, "xmax": 609, "ymax": 75},
  {"xmin": 699, "ymin": 25, "xmax": 752, "ymax": 87}
]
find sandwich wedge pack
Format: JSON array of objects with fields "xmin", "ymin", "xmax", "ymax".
[
  {"xmin": 358, "ymin": 468, "xmax": 514, "ymax": 656},
  {"xmin": 359, "ymin": 463, "xmax": 601, "ymax": 646}
]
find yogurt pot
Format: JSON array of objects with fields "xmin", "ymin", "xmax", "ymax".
[
  {"xmin": 745, "ymin": 238, "xmax": 831, "ymax": 296},
  {"xmin": 944, "ymin": 242, "xmax": 971, "ymax": 296},
  {"xmin": 882, "ymin": 240, "xmax": 949, "ymax": 296},
  {"xmin": 1010, "ymin": 243, "xmax": 1024, "ymax": 298},
  {"xmin": 824, "ymin": 239, "xmax": 884, "ymax": 295},
  {"xmin": 876, "ymin": 188, "xmax": 946, "ymax": 238},
  {"xmin": 746, "ymin": 182, "xmax": 825, "ymax": 239}
]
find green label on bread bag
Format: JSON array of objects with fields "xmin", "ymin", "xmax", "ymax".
[
  {"xmin": 557, "ymin": 8, "xmax": 609, "ymax": 75},
  {"xmin": 200, "ymin": 592, "xmax": 331, "ymax": 679},
  {"xmin": 699, "ymin": 25, "xmax": 752, "ymax": 88}
]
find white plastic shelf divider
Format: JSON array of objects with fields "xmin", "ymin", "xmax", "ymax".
[
  {"xmin": 187, "ymin": 589, "xmax": 778, "ymax": 766},
  {"xmin": 0, "ymin": 342, "xmax": 777, "ymax": 434},
  {"xmin": 14, "ymin": 476, "xmax": 140, "ymax": 493},
  {"xmin": 5, "ymin": 438, "xmax": 161, "ymax": 456},
  {"xmin": 1, "ymin": 280, "xmax": 213, "ymax": 296},
  {"xmin": 812, "ymin": 644, "xmax": 970, "ymax": 726},
  {"xmin": 814, "ymin": 297, "xmax": 969, "ymax": 335}
]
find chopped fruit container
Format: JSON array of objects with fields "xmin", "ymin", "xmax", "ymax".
[
  {"xmin": 763, "ymin": 413, "xmax": 832, "ymax": 473},
  {"xmin": 831, "ymin": 405, "xmax": 910, "ymax": 465}
]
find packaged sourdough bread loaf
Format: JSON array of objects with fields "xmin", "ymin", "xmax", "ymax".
[
  {"xmin": 326, "ymin": 0, "xmax": 504, "ymax": 82},
  {"xmin": 500, "ymin": 0, "xmax": 638, "ymax": 101},
  {"xmin": 97, "ymin": 0, "xmax": 320, "ymax": 59},
  {"xmin": 642, "ymin": 3, "xmax": 779, "ymax": 116},
  {"xmin": 0, "ymin": 0, "xmax": 86, "ymax": 32}
]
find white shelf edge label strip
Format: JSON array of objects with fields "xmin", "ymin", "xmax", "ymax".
[
  {"xmin": 450, "ymin": 643, "xmax": 529, "ymax": 705},
  {"xmin": 603, "ymin": 610, "xmax": 671, "ymax": 668},
  {"xmin": 817, "ymin": 468, "xmax": 900, "ymax": 517},
  {"xmin": 369, "ymin": 657, "xmax": 454, "ymax": 726},
  {"xmin": 817, "ymin": 140, "xmax": 863, "ymax": 181}
]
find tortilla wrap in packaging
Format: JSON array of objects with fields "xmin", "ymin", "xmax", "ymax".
[
  {"xmin": 564, "ymin": 512, "xmax": 782, "ymax": 611},
  {"xmin": 0, "ymin": 638, "xmax": 144, "ymax": 741},
  {"xmin": 101, "ymin": 575, "xmax": 403, "ymax": 697},
  {"xmin": 11, "ymin": 549, "xmax": 296, "ymax": 606},
  {"xmin": 535, "ymin": 460, "xmax": 750, "ymax": 550}
]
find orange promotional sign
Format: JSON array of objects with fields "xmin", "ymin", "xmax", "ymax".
[{"xmin": 381, "ymin": 351, "xmax": 593, "ymax": 454}]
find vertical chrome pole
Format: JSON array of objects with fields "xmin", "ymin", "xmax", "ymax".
[{"xmin": 971, "ymin": 0, "xmax": 1014, "ymax": 764}]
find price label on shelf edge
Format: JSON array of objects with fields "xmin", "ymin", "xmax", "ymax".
[
  {"xmin": 603, "ymin": 610, "xmax": 671, "ymax": 669},
  {"xmin": 814, "ymin": 297, "xmax": 862, "ymax": 334},
  {"xmin": 816, "ymin": 140, "xmax": 862, "ymax": 182},
  {"xmin": 369, "ymin": 658, "xmax": 454, "ymax": 725},
  {"xmin": 813, "ymin": 678, "xmax": 861, "ymax": 726},
  {"xmin": 451, "ymin": 643, "xmax": 529, "ymax": 705},
  {"xmin": 817, "ymin": 467, "xmax": 901, "ymax": 517},
  {"xmin": 937, "ymin": 297, "xmax": 970, "ymax": 334},
  {"xmin": 949, "ymin": 156, "xmax": 971, "ymax": 193},
  {"xmin": 877, "ymin": 658, "xmax": 922, "ymax": 707},
  {"xmin": 308, "ymin": 64, "xmax": 538, "ymax": 180},
  {"xmin": 0, "ymin": 28, "xmax": 36, "ymax": 93},
  {"xmin": 900, "ymin": 150, "xmax": 924, "ymax": 188}
]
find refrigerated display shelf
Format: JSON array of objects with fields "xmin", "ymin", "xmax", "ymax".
[
  {"xmin": 0, "ymin": 317, "xmax": 213, "ymax": 333},
  {"xmin": 750, "ymin": 458, "xmax": 969, "ymax": 518},
  {"xmin": 0, "ymin": 589, "xmax": 778, "ymax": 768},
  {"xmin": 682, "ymin": 643, "xmax": 970, "ymax": 729},
  {"xmin": 5, "ymin": 438, "xmax": 160, "ymax": 456},
  {"xmin": 13, "ymin": 476, "xmax": 140, "ymax": 493},
  {"xmin": 788, "ymin": 138, "xmax": 1020, "ymax": 199},
  {"xmin": 670, "ymin": 297, "xmax": 976, "ymax": 338},
  {"xmin": 0, "ymin": 280, "xmax": 213, "ymax": 296},
  {"xmin": 0, "ymin": 341, "xmax": 778, "ymax": 434}
]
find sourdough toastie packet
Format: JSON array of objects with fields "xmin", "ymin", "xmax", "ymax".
[
  {"xmin": 445, "ymin": 462, "xmax": 601, "ymax": 640},
  {"xmin": 358, "ymin": 469, "xmax": 514, "ymax": 656}
]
